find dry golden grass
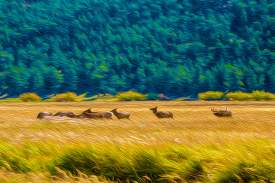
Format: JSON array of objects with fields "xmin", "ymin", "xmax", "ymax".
[
  {"xmin": 0, "ymin": 101, "xmax": 274, "ymax": 145},
  {"xmin": 0, "ymin": 101, "xmax": 274, "ymax": 182}
]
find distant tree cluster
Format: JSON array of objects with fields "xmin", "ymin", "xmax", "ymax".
[{"xmin": 0, "ymin": 0, "xmax": 273, "ymax": 97}]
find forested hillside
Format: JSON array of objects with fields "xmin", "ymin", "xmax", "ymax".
[{"xmin": 0, "ymin": 0, "xmax": 274, "ymax": 97}]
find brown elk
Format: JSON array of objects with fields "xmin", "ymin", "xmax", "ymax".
[
  {"xmin": 81, "ymin": 108, "xmax": 113, "ymax": 119},
  {"xmin": 37, "ymin": 112, "xmax": 53, "ymax": 119},
  {"xmin": 54, "ymin": 112, "xmax": 77, "ymax": 118},
  {"xmin": 150, "ymin": 107, "xmax": 174, "ymax": 119},
  {"xmin": 211, "ymin": 107, "xmax": 232, "ymax": 117},
  {"xmin": 111, "ymin": 108, "xmax": 131, "ymax": 119}
]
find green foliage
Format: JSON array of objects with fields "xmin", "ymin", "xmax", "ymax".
[
  {"xmin": 116, "ymin": 91, "xmax": 147, "ymax": 101},
  {"xmin": 226, "ymin": 91, "xmax": 275, "ymax": 101},
  {"xmin": 19, "ymin": 93, "xmax": 41, "ymax": 102},
  {"xmin": 146, "ymin": 93, "xmax": 159, "ymax": 100},
  {"xmin": 226, "ymin": 91, "xmax": 253, "ymax": 101},
  {"xmin": 251, "ymin": 90, "xmax": 275, "ymax": 101},
  {"xmin": 0, "ymin": 0, "xmax": 273, "ymax": 96},
  {"xmin": 198, "ymin": 91, "xmax": 225, "ymax": 100},
  {"xmin": 47, "ymin": 92, "xmax": 86, "ymax": 102}
]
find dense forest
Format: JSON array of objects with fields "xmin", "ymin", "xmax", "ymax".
[{"xmin": 0, "ymin": 0, "xmax": 274, "ymax": 97}]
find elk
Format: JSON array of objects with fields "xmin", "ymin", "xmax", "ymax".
[
  {"xmin": 111, "ymin": 108, "xmax": 131, "ymax": 120},
  {"xmin": 37, "ymin": 112, "xmax": 53, "ymax": 119},
  {"xmin": 150, "ymin": 106, "xmax": 174, "ymax": 119},
  {"xmin": 211, "ymin": 107, "xmax": 232, "ymax": 117},
  {"xmin": 81, "ymin": 108, "xmax": 113, "ymax": 119},
  {"xmin": 54, "ymin": 112, "xmax": 77, "ymax": 118}
]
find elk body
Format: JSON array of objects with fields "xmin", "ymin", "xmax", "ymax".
[
  {"xmin": 54, "ymin": 112, "xmax": 77, "ymax": 118},
  {"xmin": 150, "ymin": 107, "xmax": 173, "ymax": 119},
  {"xmin": 81, "ymin": 109, "xmax": 113, "ymax": 119},
  {"xmin": 111, "ymin": 108, "xmax": 130, "ymax": 119},
  {"xmin": 37, "ymin": 112, "xmax": 53, "ymax": 119},
  {"xmin": 211, "ymin": 107, "xmax": 232, "ymax": 117}
]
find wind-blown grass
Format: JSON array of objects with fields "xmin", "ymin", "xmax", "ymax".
[
  {"xmin": 0, "ymin": 141, "xmax": 273, "ymax": 182},
  {"xmin": 0, "ymin": 101, "xmax": 273, "ymax": 182}
]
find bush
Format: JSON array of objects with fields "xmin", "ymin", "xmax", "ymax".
[
  {"xmin": 47, "ymin": 92, "xmax": 86, "ymax": 102},
  {"xmin": 19, "ymin": 93, "xmax": 41, "ymax": 102},
  {"xmin": 116, "ymin": 91, "xmax": 146, "ymax": 101},
  {"xmin": 225, "ymin": 91, "xmax": 253, "ymax": 101},
  {"xmin": 198, "ymin": 91, "xmax": 225, "ymax": 101},
  {"xmin": 251, "ymin": 90, "xmax": 275, "ymax": 101}
]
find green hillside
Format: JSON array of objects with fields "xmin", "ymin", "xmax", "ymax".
[{"xmin": 0, "ymin": 0, "xmax": 273, "ymax": 97}]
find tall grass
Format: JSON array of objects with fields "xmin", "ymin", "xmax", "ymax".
[
  {"xmin": 216, "ymin": 161, "xmax": 275, "ymax": 183},
  {"xmin": 0, "ymin": 141, "xmax": 272, "ymax": 182}
]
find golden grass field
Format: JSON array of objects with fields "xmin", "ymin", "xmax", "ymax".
[
  {"xmin": 0, "ymin": 101, "xmax": 274, "ymax": 182},
  {"xmin": 1, "ymin": 101, "xmax": 274, "ymax": 145}
]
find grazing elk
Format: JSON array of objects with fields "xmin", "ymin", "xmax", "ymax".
[
  {"xmin": 37, "ymin": 112, "xmax": 53, "ymax": 119},
  {"xmin": 211, "ymin": 107, "xmax": 232, "ymax": 117},
  {"xmin": 81, "ymin": 108, "xmax": 113, "ymax": 119},
  {"xmin": 150, "ymin": 106, "xmax": 174, "ymax": 119},
  {"xmin": 54, "ymin": 112, "xmax": 77, "ymax": 118},
  {"xmin": 111, "ymin": 108, "xmax": 131, "ymax": 120}
]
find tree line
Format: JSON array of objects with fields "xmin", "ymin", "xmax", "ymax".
[{"xmin": 0, "ymin": 0, "xmax": 273, "ymax": 97}]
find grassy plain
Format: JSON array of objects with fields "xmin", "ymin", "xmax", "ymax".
[{"xmin": 0, "ymin": 101, "xmax": 274, "ymax": 182}]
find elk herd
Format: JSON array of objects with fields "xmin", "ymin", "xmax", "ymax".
[{"xmin": 37, "ymin": 107, "xmax": 233, "ymax": 120}]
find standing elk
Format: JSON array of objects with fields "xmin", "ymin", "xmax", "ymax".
[
  {"xmin": 150, "ymin": 106, "xmax": 174, "ymax": 119},
  {"xmin": 211, "ymin": 107, "xmax": 232, "ymax": 117},
  {"xmin": 111, "ymin": 108, "xmax": 131, "ymax": 119},
  {"xmin": 81, "ymin": 108, "xmax": 113, "ymax": 119}
]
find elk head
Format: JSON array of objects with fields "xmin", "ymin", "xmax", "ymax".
[
  {"xmin": 82, "ymin": 108, "xmax": 92, "ymax": 114},
  {"xmin": 111, "ymin": 108, "xmax": 118, "ymax": 113},
  {"xmin": 150, "ymin": 107, "xmax": 158, "ymax": 113}
]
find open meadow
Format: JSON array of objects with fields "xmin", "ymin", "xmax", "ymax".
[{"xmin": 0, "ymin": 101, "xmax": 274, "ymax": 182}]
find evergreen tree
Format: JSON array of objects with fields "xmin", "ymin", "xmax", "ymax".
[{"xmin": 0, "ymin": 0, "xmax": 272, "ymax": 97}]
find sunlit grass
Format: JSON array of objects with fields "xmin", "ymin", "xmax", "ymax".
[
  {"xmin": 0, "ymin": 101, "xmax": 273, "ymax": 182},
  {"xmin": 0, "ymin": 141, "xmax": 273, "ymax": 182}
]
